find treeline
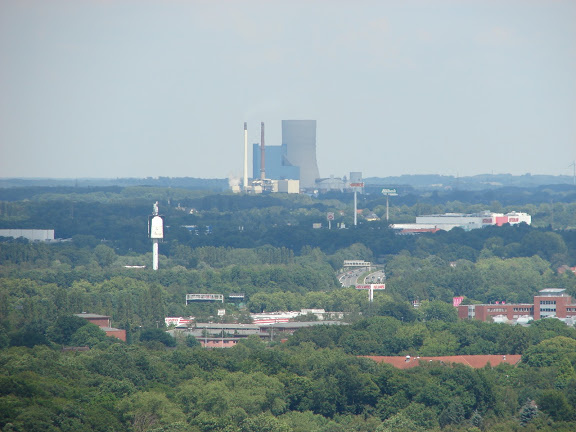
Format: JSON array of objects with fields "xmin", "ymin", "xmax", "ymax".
[
  {"xmin": 2, "ymin": 261, "xmax": 575, "ymax": 359},
  {"xmin": 1, "ymin": 221, "xmax": 575, "ymax": 269},
  {"xmin": 1, "ymin": 237, "xmax": 576, "ymax": 333},
  {"xmin": 288, "ymin": 314, "xmax": 576, "ymax": 358},
  {"xmin": 2, "ymin": 187, "xmax": 576, "ymax": 431},
  {"xmin": 2, "ymin": 189, "xmax": 576, "ymax": 255},
  {"xmin": 1, "ymin": 327, "xmax": 576, "ymax": 432}
]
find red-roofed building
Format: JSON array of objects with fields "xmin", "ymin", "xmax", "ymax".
[
  {"xmin": 75, "ymin": 313, "xmax": 126, "ymax": 342},
  {"xmin": 362, "ymin": 355, "xmax": 522, "ymax": 369}
]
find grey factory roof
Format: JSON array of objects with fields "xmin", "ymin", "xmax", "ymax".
[
  {"xmin": 75, "ymin": 313, "xmax": 111, "ymax": 319},
  {"xmin": 265, "ymin": 321, "xmax": 348, "ymax": 329}
]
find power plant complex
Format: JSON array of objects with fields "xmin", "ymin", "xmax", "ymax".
[
  {"xmin": 234, "ymin": 119, "xmax": 364, "ymax": 195},
  {"xmin": 236, "ymin": 120, "xmax": 321, "ymax": 193}
]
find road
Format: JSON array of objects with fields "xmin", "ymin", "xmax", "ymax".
[{"xmin": 338, "ymin": 268, "xmax": 386, "ymax": 287}]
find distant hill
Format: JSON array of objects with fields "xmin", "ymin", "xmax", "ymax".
[
  {"xmin": 364, "ymin": 173, "xmax": 575, "ymax": 190},
  {"xmin": 0, "ymin": 177, "xmax": 229, "ymax": 191},
  {"xmin": 1, "ymin": 174, "xmax": 573, "ymax": 193}
]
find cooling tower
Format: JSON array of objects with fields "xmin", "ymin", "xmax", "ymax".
[{"xmin": 282, "ymin": 120, "xmax": 319, "ymax": 189}]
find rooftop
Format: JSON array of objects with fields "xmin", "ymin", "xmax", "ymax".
[
  {"xmin": 362, "ymin": 355, "xmax": 522, "ymax": 369},
  {"xmin": 75, "ymin": 313, "xmax": 111, "ymax": 319},
  {"xmin": 538, "ymin": 288, "xmax": 566, "ymax": 294},
  {"xmin": 265, "ymin": 321, "xmax": 348, "ymax": 329}
]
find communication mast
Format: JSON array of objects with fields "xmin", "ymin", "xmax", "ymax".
[{"xmin": 149, "ymin": 202, "xmax": 164, "ymax": 271}]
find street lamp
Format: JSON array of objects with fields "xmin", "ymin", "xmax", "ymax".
[
  {"xmin": 350, "ymin": 181, "xmax": 364, "ymax": 226},
  {"xmin": 381, "ymin": 188, "xmax": 398, "ymax": 222}
]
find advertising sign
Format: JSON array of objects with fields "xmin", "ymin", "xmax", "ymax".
[
  {"xmin": 453, "ymin": 296, "xmax": 464, "ymax": 307},
  {"xmin": 150, "ymin": 215, "xmax": 164, "ymax": 239},
  {"xmin": 186, "ymin": 294, "xmax": 224, "ymax": 303},
  {"xmin": 356, "ymin": 284, "xmax": 386, "ymax": 290},
  {"xmin": 165, "ymin": 317, "xmax": 193, "ymax": 326}
]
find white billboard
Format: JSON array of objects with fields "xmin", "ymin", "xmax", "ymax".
[{"xmin": 150, "ymin": 215, "xmax": 164, "ymax": 239}]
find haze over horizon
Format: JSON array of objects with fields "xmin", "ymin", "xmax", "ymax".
[{"xmin": 1, "ymin": 0, "xmax": 575, "ymax": 181}]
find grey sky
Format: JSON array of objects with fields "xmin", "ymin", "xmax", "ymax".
[{"xmin": 1, "ymin": 0, "xmax": 575, "ymax": 180}]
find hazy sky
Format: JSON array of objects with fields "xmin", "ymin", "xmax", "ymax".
[{"xmin": 1, "ymin": 0, "xmax": 575, "ymax": 180}]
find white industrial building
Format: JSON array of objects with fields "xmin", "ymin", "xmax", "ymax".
[
  {"xmin": 391, "ymin": 211, "xmax": 531, "ymax": 233},
  {"xmin": 275, "ymin": 179, "xmax": 300, "ymax": 194}
]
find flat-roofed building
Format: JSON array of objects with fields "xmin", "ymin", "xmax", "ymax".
[
  {"xmin": 534, "ymin": 288, "xmax": 576, "ymax": 320},
  {"xmin": 391, "ymin": 211, "xmax": 531, "ymax": 233},
  {"xmin": 458, "ymin": 303, "xmax": 534, "ymax": 322},
  {"xmin": 75, "ymin": 313, "xmax": 126, "ymax": 341},
  {"xmin": 458, "ymin": 288, "xmax": 576, "ymax": 323}
]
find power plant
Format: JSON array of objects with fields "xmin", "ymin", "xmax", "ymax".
[
  {"xmin": 281, "ymin": 120, "xmax": 320, "ymax": 189},
  {"xmin": 241, "ymin": 120, "xmax": 320, "ymax": 193},
  {"xmin": 238, "ymin": 120, "xmax": 362, "ymax": 195}
]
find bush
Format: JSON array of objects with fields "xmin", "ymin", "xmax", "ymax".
[{"xmin": 139, "ymin": 328, "xmax": 177, "ymax": 347}]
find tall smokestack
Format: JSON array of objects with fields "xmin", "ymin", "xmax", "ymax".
[
  {"xmin": 243, "ymin": 122, "xmax": 248, "ymax": 191},
  {"xmin": 260, "ymin": 122, "xmax": 265, "ymax": 180}
]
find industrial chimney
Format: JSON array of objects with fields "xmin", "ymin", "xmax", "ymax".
[
  {"xmin": 243, "ymin": 122, "xmax": 248, "ymax": 191},
  {"xmin": 260, "ymin": 122, "xmax": 266, "ymax": 180}
]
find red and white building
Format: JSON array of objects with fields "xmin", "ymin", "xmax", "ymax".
[
  {"xmin": 458, "ymin": 289, "xmax": 576, "ymax": 323},
  {"xmin": 391, "ymin": 211, "xmax": 531, "ymax": 233}
]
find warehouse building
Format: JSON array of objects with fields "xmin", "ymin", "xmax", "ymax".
[{"xmin": 391, "ymin": 211, "xmax": 531, "ymax": 233}]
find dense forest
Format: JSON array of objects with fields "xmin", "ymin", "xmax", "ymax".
[{"xmin": 1, "ymin": 183, "xmax": 576, "ymax": 431}]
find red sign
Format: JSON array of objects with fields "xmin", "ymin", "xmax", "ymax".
[
  {"xmin": 350, "ymin": 182, "xmax": 364, "ymax": 187},
  {"xmin": 453, "ymin": 296, "xmax": 464, "ymax": 307},
  {"xmin": 356, "ymin": 284, "xmax": 386, "ymax": 290}
]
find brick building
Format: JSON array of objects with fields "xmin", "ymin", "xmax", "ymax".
[
  {"xmin": 458, "ymin": 289, "xmax": 576, "ymax": 323},
  {"xmin": 75, "ymin": 313, "xmax": 126, "ymax": 342}
]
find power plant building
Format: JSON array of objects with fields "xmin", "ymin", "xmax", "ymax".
[
  {"xmin": 251, "ymin": 120, "xmax": 320, "ymax": 189},
  {"xmin": 282, "ymin": 120, "xmax": 320, "ymax": 188},
  {"xmin": 252, "ymin": 143, "xmax": 300, "ymax": 182}
]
